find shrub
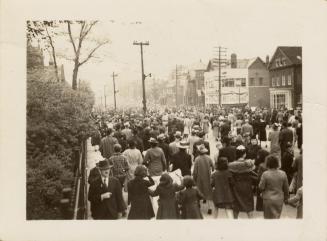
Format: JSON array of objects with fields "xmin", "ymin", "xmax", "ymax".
[{"xmin": 26, "ymin": 77, "xmax": 96, "ymax": 219}]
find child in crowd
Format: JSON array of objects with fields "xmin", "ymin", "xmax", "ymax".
[
  {"xmin": 150, "ymin": 173, "xmax": 184, "ymax": 219},
  {"xmin": 211, "ymin": 157, "xmax": 234, "ymax": 219},
  {"xmin": 178, "ymin": 175, "xmax": 204, "ymax": 219}
]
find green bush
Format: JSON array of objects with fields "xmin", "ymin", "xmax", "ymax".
[{"xmin": 26, "ymin": 78, "xmax": 96, "ymax": 219}]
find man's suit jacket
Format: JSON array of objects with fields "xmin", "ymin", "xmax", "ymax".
[{"xmin": 88, "ymin": 176, "xmax": 126, "ymax": 219}]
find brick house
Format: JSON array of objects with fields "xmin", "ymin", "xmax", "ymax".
[
  {"xmin": 268, "ymin": 46, "xmax": 302, "ymax": 109},
  {"xmin": 248, "ymin": 57, "xmax": 270, "ymax": 108}
]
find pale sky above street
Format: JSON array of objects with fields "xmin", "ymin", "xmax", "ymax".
[{"xmin": 46, "ymin": 0, "xmax": 306, "ymax": 105}]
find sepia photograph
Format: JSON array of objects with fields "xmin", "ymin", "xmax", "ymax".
[
  {"xmin": 26, "ymin": 19, "xmax": 302, "ymax": 220},
  {"xmin": 1, "ymin": 0, "xmax": 327, "ymax": 240}
]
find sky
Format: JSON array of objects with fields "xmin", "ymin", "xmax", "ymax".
[{"xmin": 47, "ymin": 0, "xmax": 305, "ymax": 106}]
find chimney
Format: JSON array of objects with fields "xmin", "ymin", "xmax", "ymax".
[
  {"xmin": 266, "ymin": 55, "xmax": 270, "ymax": 67},
  {"xmin": 231, "ymin": 53, "xmax": 237, "ymax": 68}
]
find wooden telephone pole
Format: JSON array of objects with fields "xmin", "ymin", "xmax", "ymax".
[
  {"xmin": 112, "ymin": 72, "xmax": 118, "ymax": 111},
  {"xmin": 214, "ymin": 46, "xmax": 227, "ymax": 107},
  {"xmin": 133, "ymin": 41, "xmax": 150, "ymax": 116}
]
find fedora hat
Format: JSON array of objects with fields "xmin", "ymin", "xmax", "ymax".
[
  {"xmin": 98, "ymin": 160, "xmax": 112, "ymax": 170},
  {"xmin": 177, "ymin": 140, "xmax": 190, "ymax": 149},
  {"xmin": 148, "ymin": 137, "xmax": 158, "ymax": 144}
]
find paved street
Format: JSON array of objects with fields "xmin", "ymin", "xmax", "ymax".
[{"xmin": 86, "ymin": 124, "xmax": 298, "ymax": 219}]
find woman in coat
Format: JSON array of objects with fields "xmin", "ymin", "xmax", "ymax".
[
  {"xmin": 150, "ymin": 173, "xmax": 184, "ymax": 219},
  {"xmin": 178, "ymin": 175, "xmax": 204, "ymax": 219},
  {"xmin": 212, "ymin": 117, "xmax": 220, "ymax": 141},
  {"xmin": 258, "ymin": 116, "xmax": 267, "ymax": 147},
  {"xmin": 127, "ymin": 165, "xmax": 155, "ymax": 219},
  {"xmin": 228, "ymin": 145, "xmax": 257, "ymax": 219},
  {"xmin": 255, "ymin": 149, "xmax": 270, "ymax": 211},
  {"xmin": 259, "ymin": 155, "xmax": 289, "ymax": 219},
  {"xmin": 193, "ymin": 144, "xmax": 214, "ymax": 214},
  {"xmin": 268, "ymin": 123, "xmax": 281, "ymax": 162}
]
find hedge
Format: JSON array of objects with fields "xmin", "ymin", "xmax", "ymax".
[{"xmin": 26, "ymin": 78, "xmax": 97, "ymax": 219}]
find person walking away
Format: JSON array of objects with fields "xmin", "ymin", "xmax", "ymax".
[
  {"xmin": 171, "ymin": 140, "xmax": 192, "ymax": 176},
  {"xmin": 228, "ymin": 145, "xmax": 257, "ymax": 219},
  {"xmin": 268, "ymin": 123, "xmax": 281, "ymax": 160},
  {"xmin": 212, "ymin": 117, "xmax": 220, "ymax": 141},
  {"xmin": 128, "ymin": 128, "xmax": 144, "ymax": 154},
  {"xmin": 234, "ymin": 116, "xmax": 243, "ymax": 136},
  {"xmin": 193, "ymin": 144, "xmax": 214, "ymax": 215},
  {"xmin": 286, "ymin": 186, "xmax": 303, "ymax": 218},
  {"xmin": 259, "ymin": 155, "xmax": 289, "ymax": 219},
  {"xmin": 258, "ymin": 115, "xmax": 267, "ymax": 148},
  {"xmin": 127, "ymin": 165, "xmax": 155, "ymax": 219},
  {"xmin": 281, "ymin": 142, "xmax": 294, "ymax": 184},
  {"xmin": 122, "ymin": 140, "xmax": 143, "ymax": 191},
  {"xmin": 88, "ymin": 160, "xmax": 126, "ymax": 219},
  {"xmin": 99, "ymin": 128, "xmax": 119, "ymax": 159},
  {"xmin": 218, "ymin": 136, "xmax": 236, "ymax": 163},
  {"xmin": 183, "ymin": 115, "xmax": 193, "ymax": 139},
  {"xmin": 193, "ymin": 131, "xmax": 211, "ymax": 160},
  {"xmin": 169, "ymin": 131, "xmax": 182, "ymax": 165},
  {"xmin": 279, "ymin": 122, "xmax": 293, "ymax": 157},
  {"xmin": 211, "ymin": 157, "xmax": 234, "ymax": 219},
  {"xmin": 144, "ymin": 138, "xmax": 167, "ymax": 176},
  {"xmin": 188, "ymin": 129, "xmax": 200, "ymax": 161},
  {"xmin": 150, "ymin": 173, "xmax": 184, "ymax": 219},
  {"xmin": 157, "ymin": 134, "xmax": 170, "ymax": 165},
  {"xmin": 202, "ymin": 115, "xmax": 210, "ymax": 139},
  {"xmin": 108, "ymin": 144, "xmax": 129, "ymax": 191},
  {"xmin": 88, "ymin": 161, "xmax": 101, "ymax": 185},
  {"xmin": 296, "ymin": 121, "xmax": 302, "ymax": 149},
  {"xmin": 241, "ymin": 119, "xmax": 254, "ymax": 138},
  {"xmin": 220, "ymin": 119, "xmax": 231, "ymax": 140},
  {"xmin": 122, "ymin": 122, "xmax": 133, "ymax": 140},
  {"xmin": 292, "ymin": 148, "xmax": 303, "ymax": 192},
  {"xmin": 254, "ymin": 149, "xmax": 269, "ymax": 211},
  {"xmin": 178, "ymin": 175, "xmax": 204, "ymax": 219}
]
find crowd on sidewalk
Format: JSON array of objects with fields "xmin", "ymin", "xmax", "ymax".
[{"xmin": 87, "ymin": 105, "xmax": 303, "ymax": 220}]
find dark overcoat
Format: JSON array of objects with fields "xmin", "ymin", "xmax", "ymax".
[{"xmin": 88, "ymin": 177, "xmax": 126, "ymax": 219}]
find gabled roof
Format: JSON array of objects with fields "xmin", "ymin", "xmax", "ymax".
[
  {"xmin": 247, "ymin": 57, "xmax": 267, "ymax": 69},
  {"xmin": 279, "ymin": 46, "xmax": 302, "ymax": 65},
  {"xmin": 268, "ymin": 46, "xmax": 302, "ymax": 69}
]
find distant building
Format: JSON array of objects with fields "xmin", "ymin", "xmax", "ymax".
[
  {"xmin": 248, "ymin": 57, "xmax": 270, "ymax": 108},
  {"xmin": 268, "ymin": 46, "xmax": 302, "ymax": 109},
  {"xmin": 204, "ymin": 55, "xmax": 249, "ymax": 108},
  {"xmin": 186, "ymin": 60, "xmax": 206, "ymax": 107}
]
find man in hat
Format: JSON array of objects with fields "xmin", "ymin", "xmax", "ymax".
[
  {"xmin": 171, "ymin": 140, "xmax": 192, "ymax": 176},
  {"xmin": 88, "ymin": 160, "xmax": 126, "ymax": 219},
  {"xmin": 122, "ymin": 122, "xmax": 132, "ymax": 140},
  {"xmin": 144, "ymin": 137, "xmax": 167, "ymax": 176}
]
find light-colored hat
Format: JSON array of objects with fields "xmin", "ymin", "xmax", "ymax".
[
  {"xmin": 177, "ymin": 140, "xmax": 190, "ymax": 149},
  {"xmin": 148, "ymin": 137, "xmax": 158, "ymax": 144},
  {"xmin": 197, "ymin": 144, "xmax": 208, "ymax": 154},
  {"xmin": 174, "ymin": 131, "xmax": 182, "ymax": 138},
  {"xmin": 157, "ymin": 133, "xmax": 166, "ymax": 140}
]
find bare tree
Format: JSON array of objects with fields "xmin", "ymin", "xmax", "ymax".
[{"xmin": 66, "ymin": 21, "xmax": 109, "ymax": 90}]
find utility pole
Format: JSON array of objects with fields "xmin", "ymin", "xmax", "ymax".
[
  {"xmin": 213, "ymin": 46, "xmax": 227, "ymax": 108},
  {"xmin": 112, "ymin": 72, "xmax": 118, "ymax": 111},
  {"xmin": 133, "ymin": 41, "xmax": 150, "ymax": 116},
  {"xmin": 103, "ymin": 85, "xmax": 107, "ymax": 108},
  {"xmin": 175, "ymin": 65, "xmax": 178, "ymax": 106}
]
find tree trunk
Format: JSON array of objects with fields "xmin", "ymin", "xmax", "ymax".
[{"xmin": 72, "ymin": 63, "xmax": 79, "ymax": 90}]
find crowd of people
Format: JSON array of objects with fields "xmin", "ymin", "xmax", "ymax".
[{"xmin": 87, "ymin": 105, "xmax": 303, "ymax": 220}]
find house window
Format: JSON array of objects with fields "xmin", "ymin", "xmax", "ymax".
[
  {"xmin": 276, "ymin": 76, "xmax": 280, "ymax": 86},
  {"xmin": 241, "ymin": 78, "xmax": 246, "ymax": 86},
  {"xmin": 288, "ymin": 74, "xmax": 292, "ymax": 85},
  {"xmin": 272, "ymin": 77, "xmax": 275, "ymax": 87},
  {"xmin": 282, "ymin": 75, "xmax": 285, "ymax": 86},
  {"xmin": 274, "ymin": 94, "xmax": 286, "ymax": 109},
  {"xmin": 250, "ymin": 78, "xmax": 254, "ymax": 86},
  {"xmin": 259, "ymin": 77, "xmax": 263, "ymax": 86}
]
